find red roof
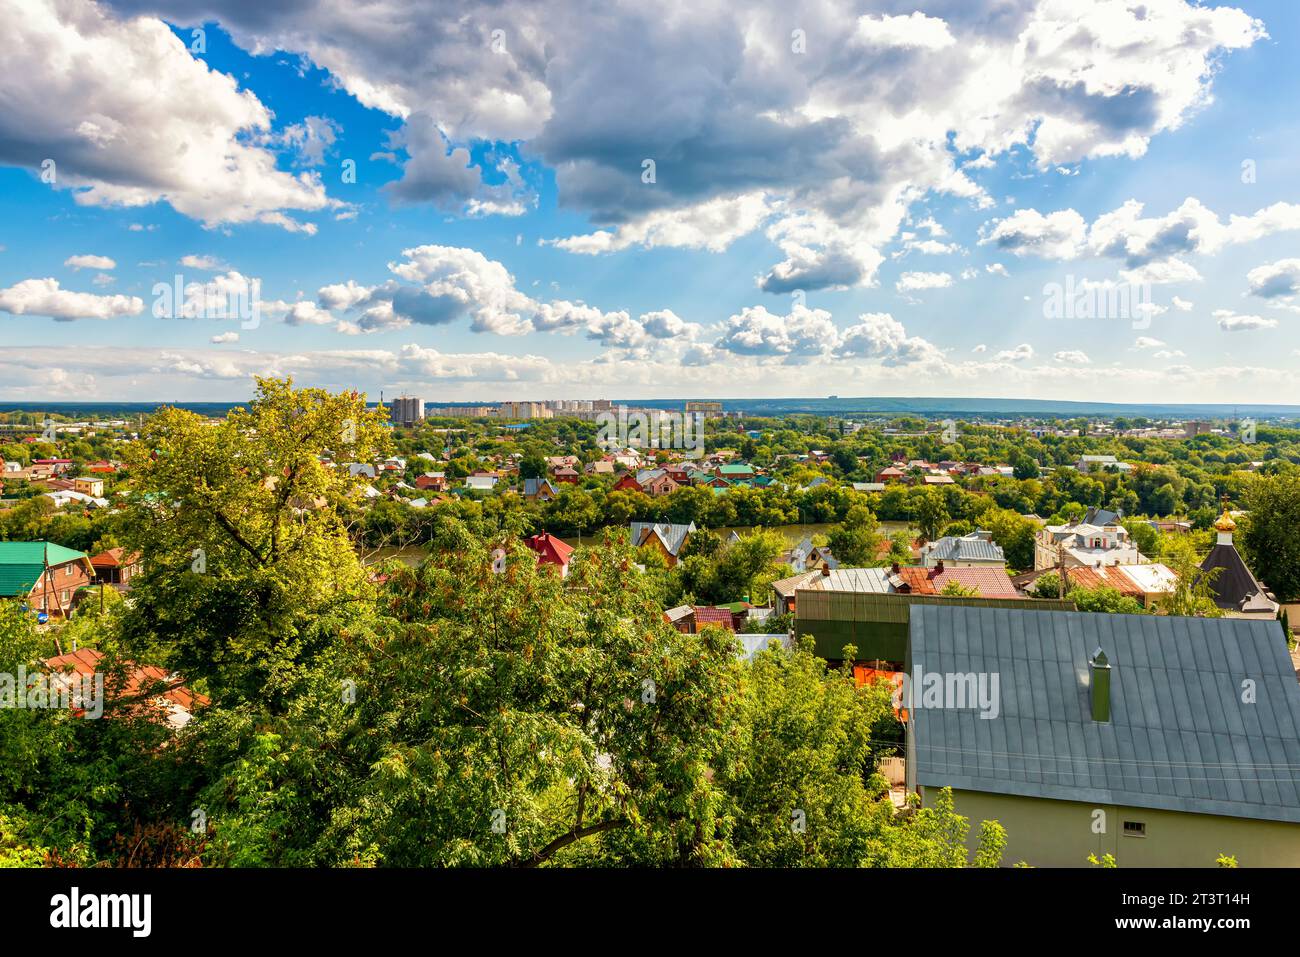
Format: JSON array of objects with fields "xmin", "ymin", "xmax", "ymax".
[
  {"xmin": 524, "ymin": 532, "xmax": 574, "ymax": 568},
  {"xmin": 90, "ymin": 547, "xmax": 139, "ymax": 569},
  {"xmin": 1062, "ymin": 565, "xmax": 1143, "ymax": 597},
  {"xmin": 43, "ymin": 647, "xmax": 209, "ymax": 716},
  {"xmin": 692, "ymin": 606, "xmax": 737, "ymax": 631},
  {"xmin": 897, "ymin": 565, "xmax": 1020, "ymax": 598}
]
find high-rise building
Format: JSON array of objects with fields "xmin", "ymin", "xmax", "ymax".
[
  {"xmin": 390, "ymin": 395, "xmax": 424, "ymax": 426},
  {"xmin": 685, "ymin": 400, "xmax": 723, "ymax": 417}
]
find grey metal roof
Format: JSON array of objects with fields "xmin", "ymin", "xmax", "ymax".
[
  {"xmin": 923, "ymin": 534, "xmax": 1005, "ymax": 563},
  {"xmin": 802, "ymin": 567, "xmax": 895, "ymax": 593},
  {"xmin": 630, "ymin": 521, "xmax": 695, "ymax": 557},
  {"xmin": 909, "ymin": 605, "xmax": 1300, "ymax": 824}
]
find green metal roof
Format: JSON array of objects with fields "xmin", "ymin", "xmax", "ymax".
[{"xmin": 0, "ymin": 542, "xmax": 89, "ymax": 597}]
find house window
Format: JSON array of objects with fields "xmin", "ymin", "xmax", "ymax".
[
  {"xmin": 65, "ymin": 565, "xmax": 72, "ymax": 577},
  {"xmin": 61, "ymin": 591, "xmax": 70, "ymax": 604},
  {"xmin": 1123, "ymin": 820, "xmax": 1146, "ymax": 838}
]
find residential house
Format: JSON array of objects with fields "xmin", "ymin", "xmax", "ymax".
[
  {"xmin": 464, "ymin": 474, "xmax": 499, "ymax": 493},
  {"xmin": 72, "ymin": 477, "xmax": 104, "ymax": 498},
  {"xmin": 918, "ymin": 531, "xmax": 1006, "ymax": 568},
  {"xmin": 0, "ymin": 542, "xmax": 95, "ymax": 617},
  {"xmin": 1199, "ymin": 510, "xmax": 1279, "ymax": 619},
  {"xmin": 90, "ymin": 548, "xmax": 142, "ymax": 588},
  {"xmin": 44, "ymin": 647, "xmax": 209, "ymax": 730},
  {"xmin": 630, "ymin": 521, "xmax": 695, "ymax": 566},
  {"xmin": 907, "ymin": 604, "xmax": 1300, "ymax": 866},
  {"xmin": 1034, "ymin": 518, "xmax": 1144, "ymax": 571},
  {"xmin": 524, "ymin": 532, "xmax": 574, "ymax": 577},
  {"xmin": 552, "ymin": 466, "xmax": 580, "ymax": 485},
  {"xmin": 44, "ymin": 489, "xmax": 109, "ymax": 509},
  {"xmin": 770, "ymin": 570, "xmax": 822, "ymax": 614},
  {"xmin": 875, "ymin": 465, "xmax": 907, "ymax": 483},
  {"xmin": 414, "ymin": 472, "xmax": 448, "ymax": 492},
  {"xmin": 852, "ymin": 482, "xmax": 886, "ymax": 493},
  {"xmin": 523, "ymin": 477, "xmax": 559, "ymax": 502},
  {"xmin": 791, "ymin": 567, "xmax": 1071, "ymax": 664},
  {"xmin": 1075, "ymin": 454, "xmax": 1131, "ymax": 474},
  {"xmin": 638, "ymin": 469, "xmax": 678, "ymax": 497},
  {"xmin": 32, "ymin": 458, "xmax": 73, "ymax": 476},
  {"xmin": 612, "ymin": 473, "xmax": 642, "ymax": 494},
  {"xmin": 895, "ymin": 563, "xmax": 1019, "ymax": 598},
  {"xmin": 584, "ymin": 460, "xmax": 615, "ymax": 477}
]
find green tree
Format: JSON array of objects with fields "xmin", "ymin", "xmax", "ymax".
[
  {"xmin": 118, "ymin": 377, "xmax": 391, "ymax": 705},
  {"xmin": 1240, "ymin": 474, "xmax": 1300, "ymax": 601},
  {"xmin": 827, "ymin": 505, "xmax": 882, "ymax": 568}
]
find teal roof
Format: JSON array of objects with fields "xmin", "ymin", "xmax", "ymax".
[
  {"xmin": 718, "ymin": 463, "xmax": 754, "ymax": 476},
  {"xmin": 0, "ymin": 542, "xmax": 89, "ymax": 597}
]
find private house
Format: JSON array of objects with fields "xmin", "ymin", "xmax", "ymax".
[
  {"xmin": 43, "ymin": 647, "xmax": 209, "ymax": 730},
  {"xmin": 638, "ymin": 470, "xmax": 679, "ymax": 497},
  {"xmin": 918, "ymin": 531, "xmax": 1006, "ymax": 569},
  {"xmin": 792, "ymin": 567, "xmax": 1071, "ymax": 665},
  {"xmin": 630, "ymin": 521, "xmax": 695, "ymax": 566},
  {"xmin": 545, "ymin": 455, "xmax": 581, "ymax": 471},
  {"xmin": 716, "ymin": 463, "xmax": 755, "ymax": 482},
  {"xmin": 1075, "ymin": 454, "xmax": 1131, "ymax": 474},
  {"xmin": 770, "ymin": 570, "xmax": 823, "ymax": 614},
  {"xmin": 89, "ymin": 548, "xmax": 142, "ymax": 588},
  {"xmin": 523, "ymin": 477, "xmax": 559, "ymax": 502},
  {"xmin": 875, "ymin": 466, "xmax": 907, "ymax": 483},
  {"xmin": 72, "ymin": 477, "xmax": 104, "ymax": 497},
  {"xmin": 1034, "ymin": 518, "xmax": 1144, "ymax": 571},
  {"xmin": 668, "ymin": 605, "xmax": 745, "ymax": 634},
  {"xmin": 585, "ymin": 460, "xmax": 615, "ymax": 477},
  {"xmin": 552, "ymin": 466, "xmax": 580, "ymax": 485},
  {"xmin": 852, "ymin": 482, "xmax": 886, "ymax": 493},
  {"xmin": 907, "ymin": 604, "xmax": 1300, "ymax": 867},
  {"xmin": 44, "ymin": 489, "xmax": 109, "ymax": 509},
  {"xmin": 1053, "ymin": 562, "xmax": 1179, "ymax": 608},
  {"xmin": 86, "ymin": 460, "xmax": 119, "ymax": 474},
  {"xmin": 895, "ymin": 563, "xmax": 1019, "ymax": 598},
  {"xmin": 464, "ymin": 474, "xmax": 499, "ymax": 493},
  {"xmin": 612, "ymin": 473, "xmax": 642, "ymax": 493},
  {"xmin": 414, "ymin": 472, "xmax": 448, "ymax": 492},
  {"xmin": 524, "ymin": 532, "xmax": 574, "ymax": 577},
  {"xmin": 32, "ymin": 458, "xmax": 73, "ymax": 476},
  {"xmin": 0, "ymin": 542, "xmax": 95, "ymax": 618},
  {"xmin": 1200, "ymin": 510, "xmax": 1279, "ymax": 619}
]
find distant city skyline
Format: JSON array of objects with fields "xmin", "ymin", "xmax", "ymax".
[{"xmin": 2, "ymin": 0, "xmax": 1299, "ymax": 403}]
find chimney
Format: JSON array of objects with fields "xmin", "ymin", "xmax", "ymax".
[
  {"xmin": 1089, "ymin": 648, "xmax": 1111, "ymax": 722},
  {"xmin": 890, "ymin": 561, "xmax": 900, "ymax": 575},
  {"xmin": 820, "ymin": 564, "xmax": 831, "ymax": 578},
  {"xmin": 935, "ymin": 559, "xmax": 944, "ymax": 574}
]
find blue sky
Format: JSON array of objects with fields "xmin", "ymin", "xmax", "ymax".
[{"xmin": 1, "ymin": 0, "xmax": 1298, "ymax": 403}]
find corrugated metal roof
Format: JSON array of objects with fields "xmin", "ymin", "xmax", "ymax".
[
  {"xmin": 802, "ymin": 567, "xmax": 895, "ymax": 593},
  {"xmin": 0, "ymin": 542, "xmax": 89, "ymax": 597},
  {"xmin": 909, "ymin": 604, "xmax": 1300, "ymax": 824},
  {"xmin": 922, "ymin": 534, "xmax": 1005, "ymax": 563}
]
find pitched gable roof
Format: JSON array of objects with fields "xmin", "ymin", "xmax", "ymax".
[{"xmin": 909, "ymin": 605, "xmax": 1300, "ymax": 824}]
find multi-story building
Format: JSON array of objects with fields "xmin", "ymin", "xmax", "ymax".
[{"xmin": 389, "ymin": 395, "xmax": 424, "ymax": 426}]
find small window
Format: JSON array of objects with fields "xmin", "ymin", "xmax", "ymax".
[{"xmin": 1123, "ymin": 820, "xmax": 1146, "ymax": 838}]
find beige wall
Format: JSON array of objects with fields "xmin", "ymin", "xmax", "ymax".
[{"xmin": 930, "ymin": 787, "xmax": 1300, "ymax": 867}]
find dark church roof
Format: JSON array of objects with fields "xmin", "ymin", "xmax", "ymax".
[{"xmin": 1201, "ymin": 543, "xmax": 1278, "ymax": 614}]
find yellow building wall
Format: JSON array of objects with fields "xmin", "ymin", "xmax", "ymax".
[{"xmin": 933, "ymin": 787, "xmax": 1300, "ymax": 867}]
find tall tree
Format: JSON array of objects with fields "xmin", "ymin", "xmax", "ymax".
[
  {"xmin": 118, "ymin": 377, "xmax": 391, "ymax": 705},
  {"xmin": 1241, "ymin": 474, "xmax": 1300, "ymax": 602}
]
